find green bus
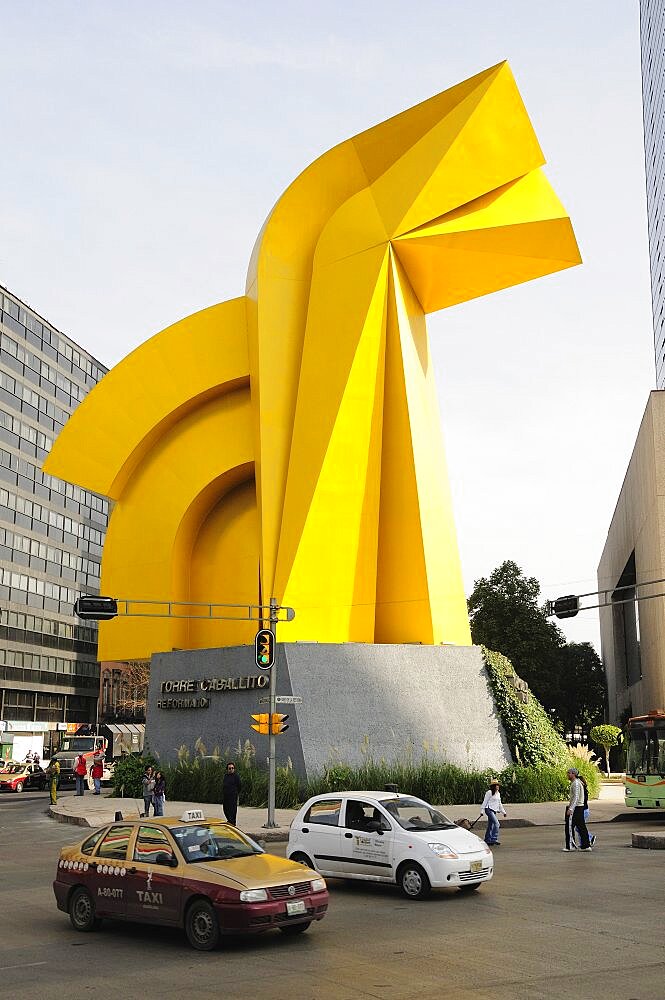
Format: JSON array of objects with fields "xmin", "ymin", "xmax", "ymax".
[{"xmin": 624, "ymin": 711, "xmax": 665, "ymax": 808}]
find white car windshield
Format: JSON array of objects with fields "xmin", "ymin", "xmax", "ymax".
[
  {"xmin": 171, "ymin": 824, "xmax": 263, "ymax": 862},
  {"xmin": 382, "ymin": 797, "xmax": 457, "ymax": 831}
]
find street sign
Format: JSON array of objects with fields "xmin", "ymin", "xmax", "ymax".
[{"xmin": 259, "ymin": 695, "xmax": 302, "ymax": 705}]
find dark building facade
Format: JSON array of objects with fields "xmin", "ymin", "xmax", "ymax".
[{"xmin": 0, "ymin": 283, "xmax": 108, "ymax": 760}]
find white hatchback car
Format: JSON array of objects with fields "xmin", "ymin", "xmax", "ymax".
[{"xmin": 288, "ymin": 791, "xmax": 494, "ymax": 900}]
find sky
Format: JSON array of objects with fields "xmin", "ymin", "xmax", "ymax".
[{"xmin": 0, "ymin": 1, "xmax": 654, "ymax": 652}]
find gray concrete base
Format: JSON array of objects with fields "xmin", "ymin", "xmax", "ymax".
[
  {"xmin": 146, "ymin": 642, "xmax": 511, "ymax": 780},
  {"xmin": 632, "ymin": 831, "xmax": 665, "ymax": 849}
]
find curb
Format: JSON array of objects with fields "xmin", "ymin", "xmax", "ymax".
[
  {"xmin": 632, "ymin": 832, "xmax": 665, "ymax": 849},
  {"xmin": 47, "ymin": 806, "xmax": 291, "ymax": 842},
  {"xmin": 48, "ymin": 806, "xmax": 94, "ymax": 828}
]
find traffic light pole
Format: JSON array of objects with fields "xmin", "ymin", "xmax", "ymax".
[{"xmin": 264, "ymin": 597, "xmax": 278, "ymax": 829}]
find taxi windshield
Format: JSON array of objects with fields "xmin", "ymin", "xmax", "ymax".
[
  {"xmin": 171, "ymin": 824, "xmax": 263, "ymax": 863},
  {"xmin": 3, "ymin": 764, "xmax": 27, "ymax": 774},
  {"xmin": 382, "ymin": 797, "xmax": 457, "ymax": 831}
]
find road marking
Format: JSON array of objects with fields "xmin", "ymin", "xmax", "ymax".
[{"xmin": 0, "ymin": 962, "xmax": 48, "ymax": 971}]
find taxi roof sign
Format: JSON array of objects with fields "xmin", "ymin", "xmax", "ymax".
[{"xmin": 180, "ymin": 809, "xmax": 206, "ymax": 822}]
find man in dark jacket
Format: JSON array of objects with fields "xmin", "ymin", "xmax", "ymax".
[{"xmin": 222, "ymin": 762, "xmax": 242, "ymax": 825}]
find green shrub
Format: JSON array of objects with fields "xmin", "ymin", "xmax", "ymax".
[{"xmin": 112, "ymin": 752, "xmax": 157, "ymax": 798}]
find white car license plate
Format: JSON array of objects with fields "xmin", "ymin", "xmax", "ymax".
[
  {"xmin": 286, "ymin": 899, "xmax": 306, "ymax": 916},
  {"xmin": 470, "ymin": 860, "xmax": 482, "ymax": 874}
]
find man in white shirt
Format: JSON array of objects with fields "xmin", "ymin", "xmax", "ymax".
[{"xmin": 563, "ymin": 767, "xmax": 591, "ymax": 851}]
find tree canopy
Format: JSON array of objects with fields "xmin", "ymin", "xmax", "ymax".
[{"xmin": 468, "ymin": 560, "xmax": 606, "ymax": 733}]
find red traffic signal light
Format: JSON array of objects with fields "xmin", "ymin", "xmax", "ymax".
[
  {"xmin": 270, "ymin": 713, "xmax": 289, "ymax": 735},
  {"xmin": 254, "ymin": 628, "xmax": 275, "ymax": 669},
  {"xmin": 251, "ymin": 714, "xmax": 270, "ymax": 735}
]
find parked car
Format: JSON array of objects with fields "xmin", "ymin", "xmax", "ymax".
[
  {"xmin": 0, "ymin": 762, "xmax": 48, "ymax": 793},
  {"xmin": 53, "ymin": 809, "xmax": 329, "ymax": 950},
  {"xmin": 288, "ymin": 790, "xmax": 494, "ymax": 899}
]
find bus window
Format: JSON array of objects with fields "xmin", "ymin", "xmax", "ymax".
[{"xmin": 626, "ymin": 731, "xmax": 647, "ymax": 775}]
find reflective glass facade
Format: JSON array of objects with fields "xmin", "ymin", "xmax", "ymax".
[
  {"xmin": 640, "ymin": 0, "xmax": 665, "ymax": 386},
  {"xmin": 0, "ymin": 284, "xmax": 108, "ymax": 749}
]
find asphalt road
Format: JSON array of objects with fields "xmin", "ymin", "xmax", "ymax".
[{"xmin": 1, "ymin": 793, "xmax": 665, "ymax": 1000}]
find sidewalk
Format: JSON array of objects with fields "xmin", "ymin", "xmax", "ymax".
[{"xmin": 48, "ymin": 782, "xmax": 651, "ymax": 842}]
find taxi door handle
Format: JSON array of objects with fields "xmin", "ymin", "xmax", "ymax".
[
  {"xmin": 344, "ymin": 832, "xmax": 353, "ymax": 839},
  {"xmin": 302, "ymin": 828, "xmax": 309, "ymax": 834}
]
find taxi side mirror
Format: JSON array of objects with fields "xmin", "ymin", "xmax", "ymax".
[{"xmin": 366, "ymin": 820, "xmax": 384, "ymax": 834}]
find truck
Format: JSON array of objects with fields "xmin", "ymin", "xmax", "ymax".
[{"xmin": 49, "ymin": 723, "xmax": 145, "ymax": 786}]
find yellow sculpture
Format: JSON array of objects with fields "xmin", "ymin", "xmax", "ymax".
[{"xmin": 44, "ymin": 62, "xmax": 581, "ymax": 662}]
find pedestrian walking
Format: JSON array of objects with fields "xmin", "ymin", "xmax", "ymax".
[
  {"xmin": 74, "ymin": 753, "xmax": 87, "ymax": 796},
  {"xmin": 141, "ymin": 765, "xmax": 155, "ymax": 817},
  {"xmin": 153, "ymin": 771, "xmax": 166, "ymax": 817},
  {"xmin": 45, "ymin": 757, "xmax": 60, "ymax": 805},
  {"xmin": 563, "ymin": 767, "xmax": 591, "ymax": 851},
  {"xmin": 575, "ymin": 774, "xmax": 596, "ymax": 849},
  {"xmin": 478, "ymin": 778, "xmax": 507, "ymax": 846},
  {"xmin": 222, "ymin": 761, "xmax": 242, "ymax": 826},
  {"xmin": 91, "ymin": 755, "xmax": 104, "ymax": 795}
]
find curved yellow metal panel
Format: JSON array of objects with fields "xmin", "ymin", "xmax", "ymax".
[{"xmin": 45, "ymin": 62, "xmax": 581, "ymax": 660}]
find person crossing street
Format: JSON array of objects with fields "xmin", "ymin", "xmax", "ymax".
[{"xmin": 563, "ymin": 768, "xmax": 591, "ymax": 851}]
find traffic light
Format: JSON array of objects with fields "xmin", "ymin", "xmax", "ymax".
[
  {"xmin": 270, "ymin": 713, "xmax": 289, "ymax": 735},
  {"xmin": 250, "ymin": 713, "xmax": 289, "ymax": 735},
  {"xmin": 74, "ymin": 595, "xmax": 118, "ymax": 621},
  {"xmin": 551, "ymin": 595, "xmax": 579, "ymax": 619},
  {"xmin": 254, "ymin": 628, "xmax": 275, "ymax": 669},
  {"xmin": 251, "ymin": 714, "xmax": 270, "ymax": 735}
]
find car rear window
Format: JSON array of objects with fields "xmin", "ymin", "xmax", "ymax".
[
  {"xmin": 304, "ymin": 799, "xmax": 342, "ymax": 826},
  {"xmin": 96, "ymin": 825, "xmax": 133, "ymax": 861},
  {"xmin": 81, "ymin": 829, "xmax": 105, "ymax": 855}
]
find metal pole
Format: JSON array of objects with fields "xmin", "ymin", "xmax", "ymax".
[{"xmin": 264, "ymin": 597, "xmax": 278, "ymax": 829}]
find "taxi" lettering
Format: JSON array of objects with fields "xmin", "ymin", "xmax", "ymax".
[{"xmin": 136, "ymin": 890, "xmax": 163, "ymax": 905}]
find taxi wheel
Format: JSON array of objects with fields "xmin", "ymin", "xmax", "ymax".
[
  {"xmin": 69, "ymin": 887, "xmax": 101, "ymax": 932},
  {"xmin": 185, "ymin": 899, "xmax": 220, "ymax": 951},
  {"xmin": 14, "ymin": 781, "xmax": 24, "ymax": 793},
  {"xmin": 279, "ymin": 921, "xmax": 311, "ymax": 935},
  {"xmin": 397, "ymin": 862, "xmax": 431, "ymax": 900}
]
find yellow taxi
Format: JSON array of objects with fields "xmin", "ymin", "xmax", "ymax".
[{"xmin": 53, "ymin": 809, "xmax": 329, "ymax": 950}]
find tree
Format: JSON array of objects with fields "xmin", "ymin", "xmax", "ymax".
[
  {"xmin": 113, "ymin": 661, "xmax": 150, "ymax": 719},
  {"xmin": 468, "ymin": 560, "xmax": 564, "ymax": 701},
  {"xmin": 549, "ymin": 643, "xmax": 606, "ymax": 736},
  {"xmin": 590, "ymin": 724, "xmax": 622, "ymax": 777},
  {"xmin": 468, "ymin": 561, "xmax": 606, "ymax": 734}
]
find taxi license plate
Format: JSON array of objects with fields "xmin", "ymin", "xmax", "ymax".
[
  {"xmin": 470, "ymin": 860, "xmax": 482, "ymax": 874},
  {"xmin": 286, "ymin": 899, "xmax": 306, "ymax": 916}
]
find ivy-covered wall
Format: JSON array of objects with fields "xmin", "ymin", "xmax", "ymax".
[{"xmin": 482, "ymin": 646, "xmax": 569, "ymax": 768}]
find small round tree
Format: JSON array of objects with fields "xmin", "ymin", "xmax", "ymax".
[{"xmin": 590, "ymin": 724, "xmax": 622, "ymax": 777}]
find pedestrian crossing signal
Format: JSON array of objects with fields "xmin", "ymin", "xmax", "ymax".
[
  {"xmin": 254, "ymin": 628, "xmax": 275, "ymax": 669},
  {"xmin": 251, "ymin": 714, "xmax": 270, "ymax": 735},
  {"xmin": 270, "ymin": 713, "xmax": 289, "ymax": 735}
]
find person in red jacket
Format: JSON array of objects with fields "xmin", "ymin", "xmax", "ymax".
[
  {"xmin": 90, "ymin": 755, "xmax": 104, "ymax": 795},
  {"xmin": 74, "ymin": 753, "xmax": 87, "ymax": 796}
]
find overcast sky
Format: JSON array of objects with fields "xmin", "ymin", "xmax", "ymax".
[{"xmin": 0, "ymin": 1, "xmax": 653, "ymax": 651}]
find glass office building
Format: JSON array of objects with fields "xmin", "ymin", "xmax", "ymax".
[
  {"xmin": 640, "ymin": 0, "xmax": 665, "ymax": 386},
  {"xmin": 0, "ymin": 283, "xmax": 108, "ymax": 759}
]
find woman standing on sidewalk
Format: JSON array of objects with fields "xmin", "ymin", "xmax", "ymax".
[
  {"xmin": 153, "ymin": 771, "xmax": 166, "ymax": 817},
  {"xmin": 478, "ymin": 779, "xmax": 507, "ymax": 846}
]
